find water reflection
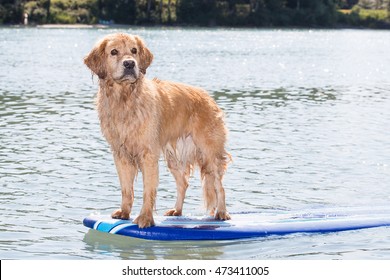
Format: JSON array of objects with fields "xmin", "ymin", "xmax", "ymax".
[
  {"xmin": 83, "ymin": 230, "xmax": 227, "ymax": 259},
  {"xmin": 213, "ymin": 87, "xmax": 337, "ymax": 106}
]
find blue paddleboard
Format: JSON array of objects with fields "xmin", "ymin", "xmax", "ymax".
[{"xmin": 83, "ymin": 206, "xmax": 390, "ymax": 241}]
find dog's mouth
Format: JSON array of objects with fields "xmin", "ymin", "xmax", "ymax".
[{"xmin": 118, "ymin": 68, "xmax": 139, "ymax": 83}]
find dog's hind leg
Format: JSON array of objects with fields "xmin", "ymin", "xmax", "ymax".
[
  {"xmin": 213, "ymin": 175, "xmax": 230, "ymax": 220},
  {"xmin": 213, "ymin": 154, "xmax": 231, "ymax": 220},
  {"xmin": 201, "ymin": 154, "xmax": 231, "ymax": 220},
  {"xmin": 164, "ymin": 137, "xmax": 196, "ymax": 216},
  {"xmin": 201, "ymin": 169, "xmax": 217, "ymax": 216},
  {"xmin": 165, "ymin": 166, "xmax": 190, "ymax": 216}
]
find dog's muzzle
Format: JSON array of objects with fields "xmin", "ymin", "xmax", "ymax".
[{"xmin": 121, "ymin": 59, "xmax": 139, "ymax": 80}]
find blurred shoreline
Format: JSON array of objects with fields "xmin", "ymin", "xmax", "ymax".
[
  {"xmin": 39, "ymin": 24, "xmax": 108, "ymax": 29},
  {"xmin": 2, "ymin": 24, "xmax": 110, "ymax": 29},
  {"xmin": 1, "ymin": 22, "xmax": 389, "ymax": 30}
]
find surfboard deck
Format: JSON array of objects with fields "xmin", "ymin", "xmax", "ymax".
[{"xmin": 83, "ymin": 207, "xmax": 390, "ymax": 241}]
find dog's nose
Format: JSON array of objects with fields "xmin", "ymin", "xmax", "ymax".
[{"xmin": 123, "ymin": 60, "xmax": 135, "ymax": 69}]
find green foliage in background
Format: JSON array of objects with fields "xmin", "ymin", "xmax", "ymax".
[
  {"xmin": 22, "ymin": 0, "xmax": 99, "ymax": 24},
  {"xmin": 338, "ymin": 0, "xmax": 390, "ymax": 27},
  {"xmin": 0, "ymin": 0, "xmax": 389, "ymax": 28},
  {"xmin": 0, "ymin": 0, "xmax": 24, "ymax": 24}
]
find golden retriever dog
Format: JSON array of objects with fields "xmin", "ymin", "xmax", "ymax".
[{"xmin": 84, "ymin": 33, "xmax": 231, "ymax": 228}]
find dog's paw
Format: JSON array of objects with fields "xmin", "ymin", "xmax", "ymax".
[
  {"xmin": 111, "ymin": 209, "xmax": 130, "ymax": 220},
  {"xmin": 214, "ymin": 210, "xmax": 231, "ymax": 221},
  {"xmin": 164, "ymin": 208, "xmax": 182, "ymax": 216},
  {"xmin": 133, "ymin": 214, "xmax": 155, "ymax": 228}
]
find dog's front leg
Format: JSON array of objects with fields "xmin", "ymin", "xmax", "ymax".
[
  {"xmin": 111, "ymin": 155, "xmax": 137, "ymax": 220},
  {"xmin": 134, "ymin": 153, "xmax": 159, "ymax": 228}
]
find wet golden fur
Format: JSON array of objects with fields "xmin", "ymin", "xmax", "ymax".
[{"xmin": 84, "ymin": 33, "xmax": 230, "ymax": 228}]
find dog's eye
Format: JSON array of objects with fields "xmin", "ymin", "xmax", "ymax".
[
  {"xmin": 111, "ymin": 49, "xmax": 118, "ymax": 56},
  {"xmin": 131, "ymin": 48, "xmax": 137, "ymax": 55}
]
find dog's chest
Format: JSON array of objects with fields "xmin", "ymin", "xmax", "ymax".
[{"xmin": 97, "ymin": 93, "xmax": 148, "ymax": 150}]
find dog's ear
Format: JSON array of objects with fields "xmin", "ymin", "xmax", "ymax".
[
  {"xmin": 84, "ymin": 38, "xmax": 108, "ymax": 79},
  {"xmin": 135, "ymin": 35, "xmax": 153, "ymax": 74}
]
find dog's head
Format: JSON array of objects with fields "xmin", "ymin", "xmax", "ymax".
[{"xmin": 84, "ymin": 33, "xmax": 153, "ymax": 83}]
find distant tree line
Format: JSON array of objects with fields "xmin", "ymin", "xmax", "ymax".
[{"xmin": 1, "ymin": 0, "xmax": 389, "ymax": 28}]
